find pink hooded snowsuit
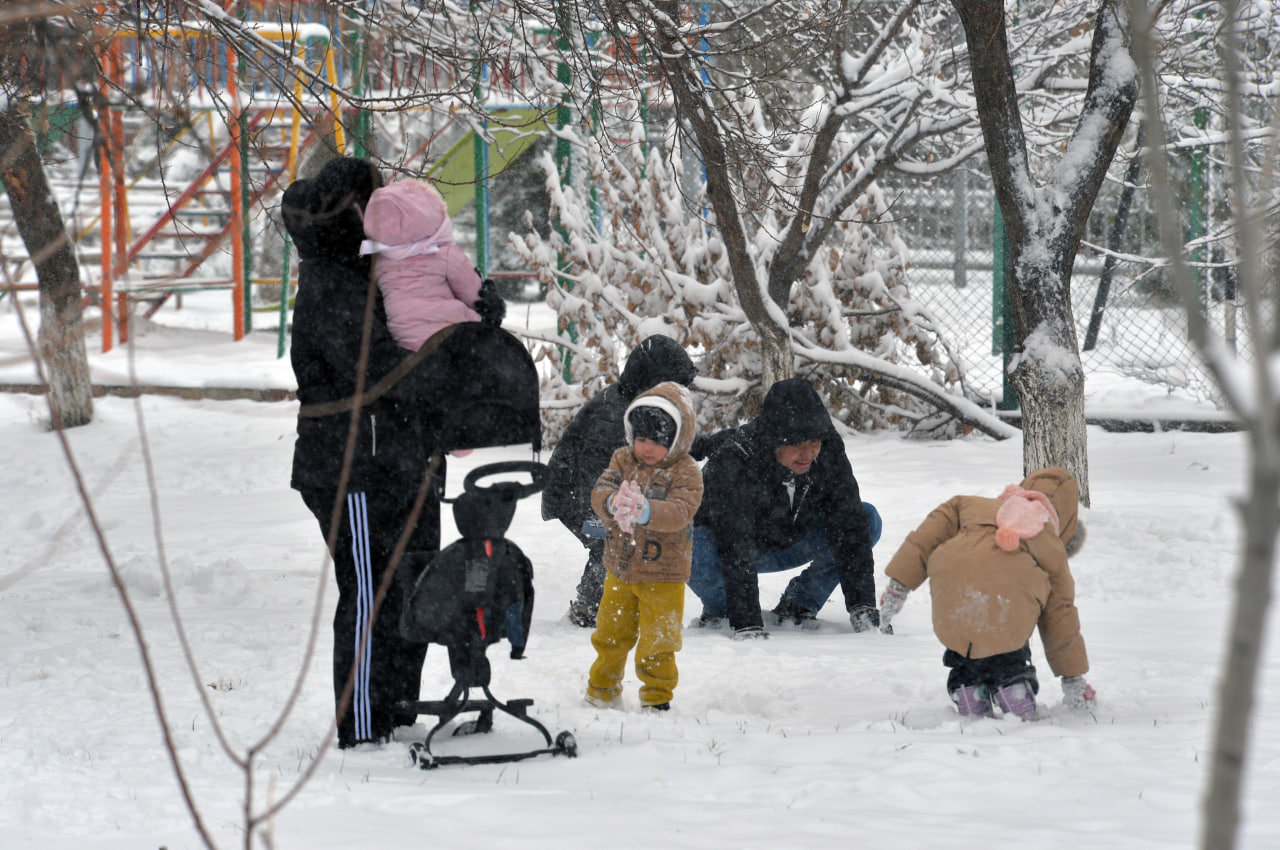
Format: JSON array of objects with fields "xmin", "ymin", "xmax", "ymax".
[{"xmin": 360, "ymin": 181, "xmax": 482, "ymax": 351}]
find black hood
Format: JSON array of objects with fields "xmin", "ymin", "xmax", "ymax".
[
  {"xmin": 281, "ymin": 157, "xmax": 381, "ymax": 264},
  {"xmin": 755, "ymin": 378, "xmax": 835, "ymax": 448},
  {"xmin": 617, "ymin": 335, "xmax": 697, "ymax": 400}
]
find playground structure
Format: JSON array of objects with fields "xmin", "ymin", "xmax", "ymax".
[
  {"xmin": 94, "ymin": 20, "xmax": 345, "ymax": 353},
  {"xmin": 10, "ymin": 6, "xmax": 560, "ymax": 356}
]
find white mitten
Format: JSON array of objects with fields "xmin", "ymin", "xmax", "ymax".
[
  {"xmin": 1061, "ymin": 675, "xmax": 1097, "ymax": 709},
  {"xmin": 878, "ymin": 579, "xmax": 910, "ymax": 634},
  {"xmin": 611, "ymin": 480, "xmax": 644, "ymax": 533},
  {"xmin": 613, "ymin": 480, "xmax": 643, "ymax": 513},
  {"xmin": 615, "ymin": 504, "xmax": 637, "ymax": 534}
]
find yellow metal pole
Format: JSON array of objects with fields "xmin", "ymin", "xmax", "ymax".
[{"xmin": 324, "ymin": 45, "xmax": 346, "ymax": 153}]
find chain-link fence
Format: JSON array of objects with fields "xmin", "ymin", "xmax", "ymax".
[{"xmin": 884, "ymin": 170, "xmax": 1229, "ymax": 409}]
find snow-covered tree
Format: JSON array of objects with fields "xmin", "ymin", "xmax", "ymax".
[
  {"xmin": 951, "ymin": 0, "xmax": 1139, "ymax": 504},
  {"xmin": 0, "ymin": 7, "xmax": 93, "ymax": 429},
  {"xmin": 507, "ymin": 0, "xmax": 1020, "ymax": 441},
  {"xmin": 512, "ymin": 120, "xmax": 997, "ymax": 440},
  {"xmin": 1110, "ymin": 0, "xmax": 1280, "ymax": 307}
]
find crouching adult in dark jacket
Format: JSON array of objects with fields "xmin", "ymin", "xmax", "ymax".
[
  {"xmin": 541, "ymin": 335, "xmax": 698, "ymax": 627},
  {"xmin": 688, "ymin": 378, "xmax": 882, "ymax": 639},
  {"xmin": 284, "ymin": 156, "xmax": 439, "ymax": 748}
]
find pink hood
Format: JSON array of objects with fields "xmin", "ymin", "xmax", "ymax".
[
  {"xmin": 360, "ymin": 181, "xmax": 483, "ymax": 351},
  {"xmin": 363, "ymin": 181, "xmax": 450, "ymax": 248}
]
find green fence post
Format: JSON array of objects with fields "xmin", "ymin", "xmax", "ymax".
[
  {"xmin": 554, "ymin": 24, "xmax": 577, "ymax": 382},
  {"xmin": 240, "ymin": 94, "xmax": 252, "ymax": 333},
  {"xmin": 1187, "ymin": 106, "xmax": 1207, "ymax": 313},
  {"xmin": 277, "ymin": 237, "xmax": 292, "ymax": 359},
  {"xmin": 235, "ymin": 4, "xmax": 253, "ymax": 335},
  {"xmin": 348, "ymin": 3, "xmax": 372, "ymax": 157},
  {"xmin": 992, "ymin": 200, "xmax": 1017, "ymax": 411},
  {"xmin": 474, "ymin": 118, "xmax": 490, "ymax": 275}
]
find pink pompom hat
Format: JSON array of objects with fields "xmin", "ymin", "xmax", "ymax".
[{"xmin": 994, "ymin": 485, "xmax": 1060, "ymax": 552}]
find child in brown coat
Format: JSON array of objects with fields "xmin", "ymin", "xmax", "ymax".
[
  {"xmin": 878, "ymin": 466, "xmax": 1096, "ymax": 720},
  {"xmin": 585, "ymin": 382, "xmax": 703, "ymax": 711}
]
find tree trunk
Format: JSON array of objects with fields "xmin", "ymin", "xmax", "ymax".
[
  {"xmin": 1006, "ymin": 248, "xmax": 1092, "ymax": 503},
  {"xmin": 953, "ymin": 0, "xmax": 1136, "ymax": 505},
  {"xmin": 0, "ymin": 107, "xmax": 93, "ymax": 429},
  {"xmin": 1008, "ymin": 352, "xmax": 1090, "ymax": 493},
  {"xmin": 1202, "ymin": 449, "xmax": 1278, "ymax": 848},
  {"xmin": 650, "ymin": 0, "xmax": 793, "ymax": 390}
]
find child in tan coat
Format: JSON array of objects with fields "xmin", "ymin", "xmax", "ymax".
[
  {"xmin": 585, "ymin": 382, "xmax": 703, "ymax": 711},
  {"xmin": 878, "ymin": 466, "xmax": 1095, "ymax": 720}
]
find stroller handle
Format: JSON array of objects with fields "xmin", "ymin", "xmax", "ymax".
[{"xmin": 462, "ymin": 461, "xmax": 548, "ymax": 501}]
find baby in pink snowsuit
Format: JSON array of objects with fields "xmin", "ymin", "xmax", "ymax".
[{"xmin": 360, "ymin": 180, "xmax": 483, "ymax": 351}]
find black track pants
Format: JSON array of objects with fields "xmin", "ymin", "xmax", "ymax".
[{"xmin": 300, "ymin": 487, "xmax": 437, "ymax": 747}]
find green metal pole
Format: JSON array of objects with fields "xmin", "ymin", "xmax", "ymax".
[
  {"xmin": 237, "ymin": 9, "xmax": 253, "ymax": 334},
  {"xmin": 350, "ymin": 11, "xmax": 371, "ymax": 157},
  {"xmin": 468, "ymin": 0, "xmax": 489, "ymax": 275},
  {"xmin": 474, "ymin": 121, "xmax": 490, "ymax": 275},
  {"xmin": 554, "ymin": 25, "xmax": 576, "ymax": 382},
  {"xmin": 277, "ymin": 238, "xmax": 291, "ymax": 358},
  {"xmin": 240, "ymin": 99, "xmax": 252, "ymax": 333},
  {"xmin": 1187, "ymin": 105, "xmax": 1207, "ymax": 312},
  {"xmin": 992, "ymin": 200, "xmax": 1017, "ymax": 411}
]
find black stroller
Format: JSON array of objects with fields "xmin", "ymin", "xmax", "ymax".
[{"xmin": 396, "ymin": 323, "xmax": 576, "ymax": 769}]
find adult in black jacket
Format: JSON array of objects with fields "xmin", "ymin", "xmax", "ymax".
[
  {"xmin": 540, "ymin": 335, "xmax": 697, "ymax": 627},
  {"xmin": 688, "ymin": 378, "xmax": 882, "ymax": 638},
  {"xmin": 284, "ymin": 156, "xmax": 439, "ymax": 748}
]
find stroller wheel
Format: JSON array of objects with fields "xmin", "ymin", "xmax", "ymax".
[
  {"xmin": 409, "ymin": 742, "xmax": 436, "ymax": 770},
  {"xmin": 555, "ymin": 731, "xmax": 578, "ymax": 758}
]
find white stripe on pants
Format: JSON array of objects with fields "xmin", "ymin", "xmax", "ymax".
[{"xmin": 348, "ymin": 492, "xmax": 374, "ymax": 743}]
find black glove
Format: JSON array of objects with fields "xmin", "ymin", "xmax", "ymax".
[
  {"xmin": 475, "ymin": 278, "xmax": 506, "ymax": 327},
  {"xmin": 849, "ymin": 604, "xmax": 880, "ymax": 633}
]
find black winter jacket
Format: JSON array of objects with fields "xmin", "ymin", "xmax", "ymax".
[
  {"xmin": 284, "ymin": 158, "xmax": 428, "ymax": 494},
  {"xmin": 694, "ymin": 378, "xmax": 875, "ymax": 629},
  {"xmin": 541, "ymin": 336, "xmax": 696, "ymax": 539}
]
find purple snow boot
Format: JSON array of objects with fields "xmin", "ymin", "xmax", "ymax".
[
  {"xmin": 993, "ymin": 682, "xmax": 1038, "ymax": 721},
  {"xmin": 950, "ymin": 685, "xmax": 993, "ymax": 717}
]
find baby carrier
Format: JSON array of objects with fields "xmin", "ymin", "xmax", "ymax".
[{"xmin": 397, "ymin": 324, "xmax": 575, "ymax": 768}]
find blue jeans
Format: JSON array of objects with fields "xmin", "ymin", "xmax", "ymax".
[{"xmin": 688, "ymin": 502, "xmax": 882, "ymax": 617}]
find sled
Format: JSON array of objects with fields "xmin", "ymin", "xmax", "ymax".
[{"xmin": 407, "ymin": 682, "xmax": 578, "ymax": 769}]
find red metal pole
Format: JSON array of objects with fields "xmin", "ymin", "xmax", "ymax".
[
  {"xmin": 110, "ymin": 47, "xmax": 129, "ymax": 345},
  {"xmin": 97, "ymin": 41, "xmax": 114, "ymax": 352}
]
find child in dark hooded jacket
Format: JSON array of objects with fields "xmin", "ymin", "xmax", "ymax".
[{"xmin": 541, "ymin": 336, "xmax": 698, "ymax": 628}]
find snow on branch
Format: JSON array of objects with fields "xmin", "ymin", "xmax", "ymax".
[{"xmin": 517, "ymin": 119, "xmax": 982, "ymax": 441}]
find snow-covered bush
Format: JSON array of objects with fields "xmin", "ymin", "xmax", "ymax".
[{"xmin": 513, "ymin": 122, "xmax": 967, "ymax": 444}]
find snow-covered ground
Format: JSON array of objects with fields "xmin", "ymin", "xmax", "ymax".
[{"xmin": 0, "ymin": 292, "xmax": 1274, "ymax": 849}]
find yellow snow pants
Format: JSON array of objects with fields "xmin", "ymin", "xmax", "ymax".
[{"xmin": 586, "ymin": 573, "xmax": 685, "ymax": 707}]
